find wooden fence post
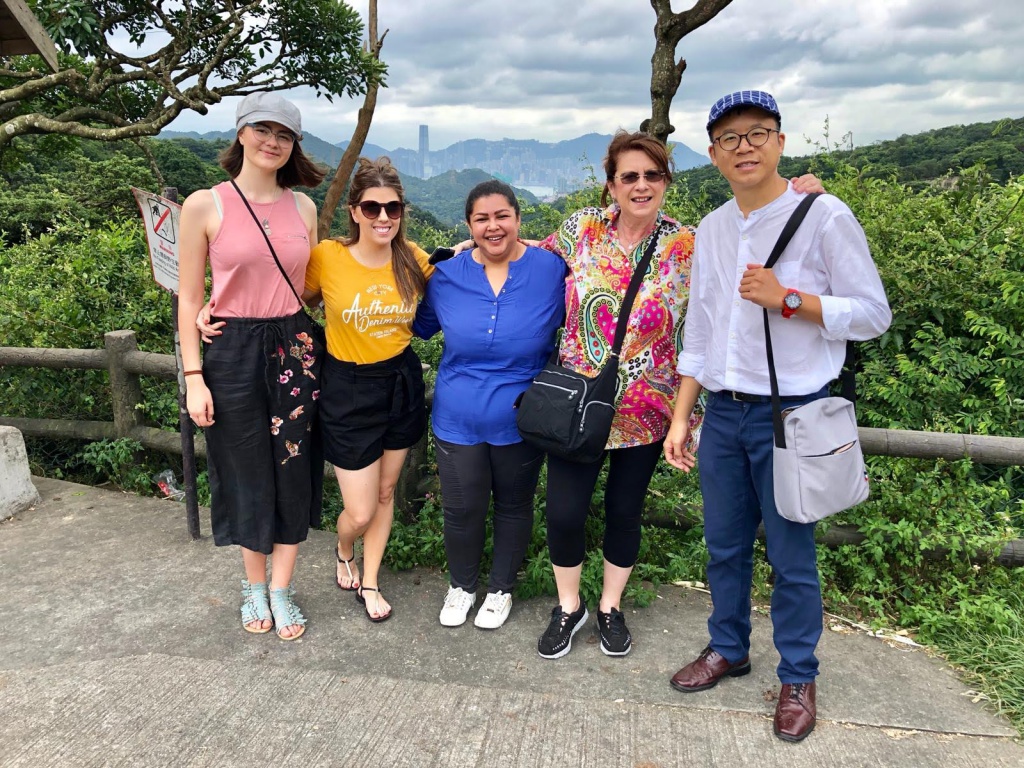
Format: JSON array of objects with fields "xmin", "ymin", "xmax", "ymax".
[
  {"xmin": 104, "ymin": 331, "xmax": 144, "ymax": 436},
  {"xmin": 161, "ymin": 185, "xmax": 201, "ymax": 541},
  {"xmin": 394, "ymin": 373, "xmax": 432, "ymax": 521}
]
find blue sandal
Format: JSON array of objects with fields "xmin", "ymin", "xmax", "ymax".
[
  {"xmin": 240, "ymin": 580, "xmax": 272, "ymax": 634},
  {"xmin": 269, "ymin": 585, "xmax": 307, "ymax": 640}
]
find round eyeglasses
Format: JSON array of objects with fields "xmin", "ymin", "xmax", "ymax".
[
  {"xmin": 713, "ymin": 127, "xmax": 779, "ymax": 152},
  {"xmin": 246, "ymin": 122, "xmax": 297, "ymax": 146},
  {"xmin": 356, "ymin": 200, "xmax": 405, "ymax": 220}
]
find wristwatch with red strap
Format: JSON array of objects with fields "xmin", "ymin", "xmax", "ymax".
[{"xmin": 782, "ymin": 289, "xmax": 802, "ymax": 319}]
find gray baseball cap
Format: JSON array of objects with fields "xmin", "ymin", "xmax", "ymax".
[{"xmin": 235, "ymin": 92, "xmax": 302, "ymax": 138}]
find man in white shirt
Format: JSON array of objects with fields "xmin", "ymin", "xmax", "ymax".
[{"xmin": 663, "ymin": 90, "xmax": 891, "ymax": 742}]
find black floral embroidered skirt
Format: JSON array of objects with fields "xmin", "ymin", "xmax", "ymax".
[{"xmin": 203, "ymin": 309, "xmax": 324, "ymax": 554}]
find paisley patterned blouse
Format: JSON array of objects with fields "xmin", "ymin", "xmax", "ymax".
[{"xmin": 540, "ymin": 204, "xmax": 698, "ymax": 450}]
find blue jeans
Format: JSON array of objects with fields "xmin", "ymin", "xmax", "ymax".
[{"xmin": 698, "ymin": 388, "xmax": 827, "ymax": 683}]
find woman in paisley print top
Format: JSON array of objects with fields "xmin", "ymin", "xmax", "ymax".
[
  {"xmin": 535, "ymin": 130, "xmax": 824, "ymax": 661},
  {"xmin": 535, "ymin": 130, "xmax": 697, "ymax": 659}
]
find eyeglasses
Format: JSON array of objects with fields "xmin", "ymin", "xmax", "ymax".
[
  {"xmin": 713, "ymin": 127, "xmax": 779, "ymax": 151},
  {"xmin": 356, "ymin": 200, "xmax": 405, "ymax": 220},
  {"xmin": 613, "ymin": 170, "xmax": 667, "ymax": 185},
  {"xmin": 246, "ymin": 122, "xmax": 297, "ymax": 146}
]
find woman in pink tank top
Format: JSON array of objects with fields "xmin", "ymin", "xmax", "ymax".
[{"xmin": 178, "ymin": 93, "xmax": 325, "ymax": 641}]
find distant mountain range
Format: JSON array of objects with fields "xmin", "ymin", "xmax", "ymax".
[{"xmin": 156, "ymin": 129, "xmax": 707, "ymax": 195}]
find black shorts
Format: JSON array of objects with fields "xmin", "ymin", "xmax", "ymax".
[{"xmin": 319, "ymin": 346, "xmax": 427, "ymax": 471}]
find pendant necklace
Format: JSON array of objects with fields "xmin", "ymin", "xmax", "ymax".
[
  {"xmin": 618, "ymin": 230, "xmax": 644, "ymax": 253},
  {"xmin": 259, "ymin": 193, "xmax": 283, "ymax": 236},
  {"xmin": 617, "ymin": 221, "xmax": 651, "ymax": 254}
]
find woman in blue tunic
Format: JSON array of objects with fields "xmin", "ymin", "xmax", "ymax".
[{"xmin": 414, "ymin": 180, "xmax": 565, "ymax": 630}]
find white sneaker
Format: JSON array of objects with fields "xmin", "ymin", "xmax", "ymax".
[
  {"xmin": 439, "ymin": 586, "xmax": 476, "ymax": 627},
  {"xmin": 474, "ymin": 590, "xmax": 512, "ymax": 630}
]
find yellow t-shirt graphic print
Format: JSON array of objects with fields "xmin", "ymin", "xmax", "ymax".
[{"xmin": 305, "ymin": 240, "xmax": 433, "ymax": 364}]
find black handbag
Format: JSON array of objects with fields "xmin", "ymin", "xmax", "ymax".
[
  {"xmin": 515, "ymin": 224, "xmax": 663, "ymax": 463},
  {"xmin": 230, "ymin": 180, "xmax": 327, "ymax": 355}
]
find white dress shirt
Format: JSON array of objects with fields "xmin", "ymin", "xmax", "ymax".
[{"xmin": 677, "ymin": 184, "xmax": 891, "ymax": 396}]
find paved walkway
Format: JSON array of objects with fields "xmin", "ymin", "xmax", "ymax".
[{"xmin": 0, "ymin": 477, "xmax": 1021, "ymax": 767}]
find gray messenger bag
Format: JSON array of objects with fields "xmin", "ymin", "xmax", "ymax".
[{"xmin": 763, "ymin": 194, "xmax": 869, "ymax": 524}]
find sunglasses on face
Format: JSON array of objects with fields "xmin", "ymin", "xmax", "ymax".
[
  {"xmin": 613, "ymin": 170, "xmax": 667, "ymax": 184},
  {"xmin": 356, "ymin": 200, "xmax": 405, "ymax": 220}
]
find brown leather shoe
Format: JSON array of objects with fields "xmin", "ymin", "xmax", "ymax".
[
  {"xmin": 669, "ymin": 646, "xmax": 751, "ymax": 692},
  {"xmin": 774, "ymin": 682, "xmax": 817, "ymax": 742}
]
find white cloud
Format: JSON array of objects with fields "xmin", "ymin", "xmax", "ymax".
[{"xmin": 170, "ymin": 0, "xmax": 1024, "ymax": 157}]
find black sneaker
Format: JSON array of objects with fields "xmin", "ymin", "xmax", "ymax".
[
  {"xmin": 537, "ymin": 597, "xmax": 589, "ymax": 659},
  {"xmin": 597, "ymin": 608, "xmax": 632, "ymax": 656}
]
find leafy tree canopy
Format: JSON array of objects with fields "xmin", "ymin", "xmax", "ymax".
[{"xmin": 0, "ymin": 1, "xmax": 384, "ymax": 148}]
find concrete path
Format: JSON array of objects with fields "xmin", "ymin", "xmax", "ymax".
[{"xmin": 0, "ymin": 477, "xmax": 1021, "ymax": 767}]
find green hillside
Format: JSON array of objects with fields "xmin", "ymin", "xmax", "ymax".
[
  {"xmin": 676, "ymin": 116, "xmax": 1024, "ymax": 207},
  {"xmin": 147, "ymin": 140, "xmax": 538, "ymax": 229},
  {"xmin": 0, "ymin": 135, "xmax": 537, "ymax": 245},
  {"xmin": 399, "ymin": 168, "xmax": 538, "ymax": 227},
  {"xmin": 2, "ymin": 116, "xmax": 1019, "ymax": 243}
]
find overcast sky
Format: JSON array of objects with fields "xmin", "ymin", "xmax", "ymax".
[{"xmin": 173, "ymin": 0, "xmax": 1024, "ymax": 157}]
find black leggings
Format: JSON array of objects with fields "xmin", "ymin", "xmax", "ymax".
[
  {"xmin": 434, "ymin": 437, "xmax": 544, "ymax": 593},
  {"xmin": 545, "ymin": 441, "xmax": 663, "ymax": 568}
]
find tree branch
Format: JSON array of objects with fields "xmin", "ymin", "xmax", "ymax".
[
  {"xmin": 0, "ymin": 105, "xmax": 185, "ymax": 143},
  {"xmin": 645, "ymin": 0, "xmax": 735, "ymax": 143},
  {"xmin": 318, "ymin": 0, "xmax": 386, "ymax": 240},
  {"xmin": 1, "ymin": 1, "xmax": 375, "ymax": 148},
  {"xmin": 0, "ymin": 69, "xmax": 85, "ymax": 107}
]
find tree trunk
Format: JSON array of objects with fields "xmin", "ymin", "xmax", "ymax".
[
  {"xmin": 644, "ymin": 0, "xmax": 735, "ymax": 144},
  {"xmin": 318, "ymin": 1, "xmax": 388, "ymax": 241}
]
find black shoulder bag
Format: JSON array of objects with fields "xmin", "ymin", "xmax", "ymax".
[
  {"xmin": 515, "ymin": 225, "xmax": 663, "ymax": 463},
  {"xmin": 230, "ymin": 180, "xmax": 327, "ymax": 354}
]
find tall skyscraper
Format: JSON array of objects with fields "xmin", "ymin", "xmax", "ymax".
[{"xmin": 418, "ymin": 124, "xmax": 429, "ymax": 178}]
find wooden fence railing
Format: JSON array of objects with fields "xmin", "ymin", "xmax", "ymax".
[
  {"xmin": 3, "ymin": 332, "xmax": 1023, "ymax": 564},
  {"xmin": 0, "ymin": 331, "xmax": 431, "ymax": 539}
]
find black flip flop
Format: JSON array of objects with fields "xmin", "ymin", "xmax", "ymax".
[{"xmin": 356, "ymin": 586, "xmax": 392, "ymax": 623}]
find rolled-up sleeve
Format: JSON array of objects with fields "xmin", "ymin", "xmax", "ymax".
[{"xmin": 818, "ymin": 212, "xmax": 892, "ymax": 341}]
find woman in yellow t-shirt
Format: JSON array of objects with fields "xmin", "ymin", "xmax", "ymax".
[{"xmin": 305, "ymin": 157, "xmax": 434, "ymax": 622}]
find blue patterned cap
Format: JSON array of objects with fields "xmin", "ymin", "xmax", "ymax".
[{"xmin": 706, "ymin": 90, "xmax": 781, "ymax": 133}]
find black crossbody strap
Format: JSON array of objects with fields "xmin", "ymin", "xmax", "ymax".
[
  {"xmin": 762, "ymin": 193, "xmax": 821, "ymax": 448},
  {"xmin": 610, "ymin": 222, "xmax": 664, "ymax": 358},
  {"xmin": 230, "ymin": 179, "xmax": 304, "ymax": 313},
  {"xmin": 763, "ymin": 193, "xmax": 821, "ymax": 270}
]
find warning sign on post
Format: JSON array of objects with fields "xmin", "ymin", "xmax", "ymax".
[{"xmin": 132, "ymin": 187, "xmax": 182, "ymax": 294}]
